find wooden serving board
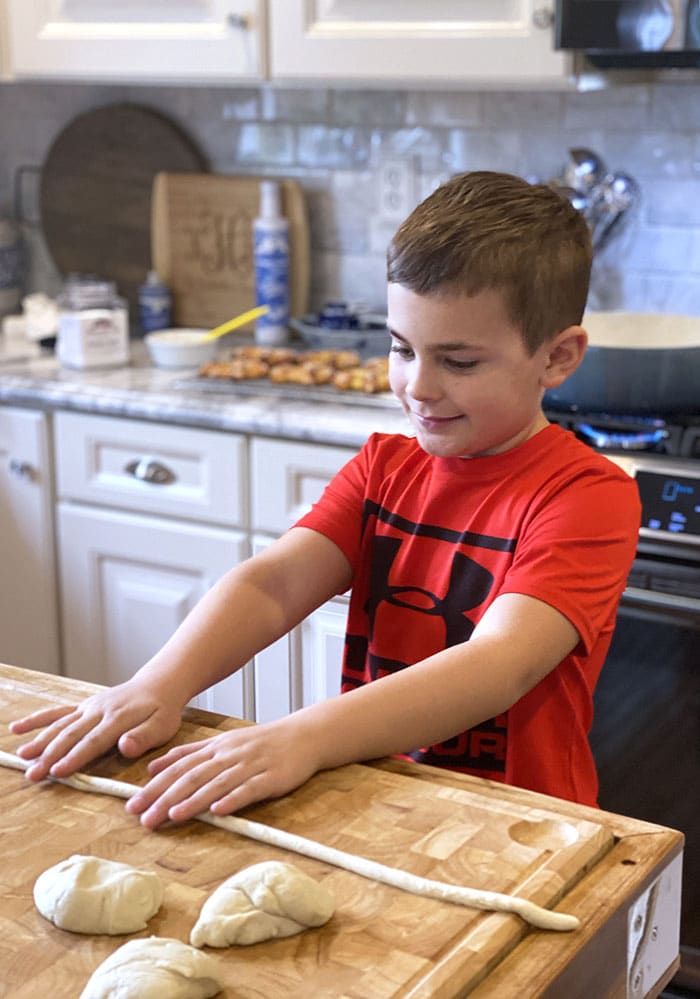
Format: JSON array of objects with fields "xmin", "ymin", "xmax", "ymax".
[
  {"xmin": 39, "ymin": 104, "xmax": 207, "ymax": 315},
  {"xmin": 0, "ymin": 666, "xmax": 683, "ymax": 998},
  {"xmin": 151, "ymin": 172, "xmax": 311, "ymax": 330}
]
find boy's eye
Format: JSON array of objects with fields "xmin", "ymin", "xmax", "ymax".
[
  {"xmin": 390, "ymin": 343, "xmax": 413, "ymax": 358},
  {"xmin": 446, "ymin": 358, "xmax": 479, "ymax": 370}
]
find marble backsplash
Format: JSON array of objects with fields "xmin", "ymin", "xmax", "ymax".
[{"xmin": 2, "ymin": 78, "xmax": 700, "ymax": 319}]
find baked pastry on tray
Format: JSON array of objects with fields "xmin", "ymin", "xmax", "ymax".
[{"xmin": 198, "ymin": 346, "xmax": 389, "ymax": 393}]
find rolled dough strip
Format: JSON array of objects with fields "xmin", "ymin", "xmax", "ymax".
[{"xmin": 0, "ymin": 748, "xmax": 578, "ymax": 931}]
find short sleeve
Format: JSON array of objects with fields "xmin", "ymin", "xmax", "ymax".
[{"xmin": 501, "ymin": 467, "xmax": 641, "ymax": 652}]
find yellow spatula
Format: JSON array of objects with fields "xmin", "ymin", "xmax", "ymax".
[{"xmin": 201, "ymin": 304, "xmax": 270, "ymax": 342}]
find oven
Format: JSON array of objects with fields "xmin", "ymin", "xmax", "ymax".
[{"xmin": 547, "ymin": 410, "xmax": 700, "ymax": 990}]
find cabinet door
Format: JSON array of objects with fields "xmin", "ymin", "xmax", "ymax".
[
  {"xmin": 6, "ymin": 1, "xmax": 265, "ymax": 82},
  {"xmin": 0, "ymin": 407, "xmax": 60, "ymax": 674},
  {"xmin": 57, "ymin": 502, "xmax": 253, "ymax": 718},
  {"xmin": 250, "ymin": 533, "xmax": 296, "ymax": 723},
  {"xmin": 269, "ymin": 0, "xmax": 571, "ymax": 85},
  {"xmin": 250, "ymin": 437, "xmax": 356, "ymax": 535},
  {"xmin": 297, "ymin": 595, "xmax": 348, "ymax": 707}
]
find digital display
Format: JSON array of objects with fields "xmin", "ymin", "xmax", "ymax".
[{"xmin": 636, "ymin": 470, "xmax": 700, "ymax": 538}]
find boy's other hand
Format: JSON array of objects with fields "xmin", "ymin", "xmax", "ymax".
[
  {"xmin": 9, "ymin": 680, "xmax": 184, "ymax": 782},
  {"xmin": 126, "ymin": 715, "xmax": 321, "ymax": 829}
]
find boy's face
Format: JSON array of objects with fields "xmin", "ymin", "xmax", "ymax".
[{"xmin": 387, "ymin": 284, "xmax": 558, "ymax": 458}]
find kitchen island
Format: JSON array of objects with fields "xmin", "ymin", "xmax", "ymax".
[{"xmin": 0, "ymin": 663, "xmax": 683, "ymax": 998}]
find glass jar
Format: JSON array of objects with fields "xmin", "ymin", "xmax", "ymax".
[{"xmin": 56, "ymin": 275, "xmax": 130, "ymax": 369}]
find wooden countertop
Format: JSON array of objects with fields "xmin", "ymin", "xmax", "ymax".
[{"xmin": 0, "ymin": 664, "xmax": 683, "ymax": 998}]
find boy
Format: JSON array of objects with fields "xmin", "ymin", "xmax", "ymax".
[{"xmin": 11, "ymin": 171, "xmax": 640, "ymax": 829}]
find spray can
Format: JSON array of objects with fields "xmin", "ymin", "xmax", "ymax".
[{"xmin": 253, "ymin": 181, "xmax": 290, "ymax": 346}]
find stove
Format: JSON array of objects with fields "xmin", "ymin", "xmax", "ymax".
[
  {"xmin": 548, "ymin": 409, "xmax": 700, "ymax": 970},
  {"xmin": 546, "ymin": 407, "xmax": 700, "ymax": 626}
]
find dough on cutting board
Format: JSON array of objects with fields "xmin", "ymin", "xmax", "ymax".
[
  {"xmin": 190, "ymin": 860, "xmax": 335, "ymax": 948},
  {"xmin": 80, "ymin": 936, "xmax": 222, "ymax": 999},
  {"xmin": 33, "ymin": 854, "xmax": 164, "ymax": 935}
]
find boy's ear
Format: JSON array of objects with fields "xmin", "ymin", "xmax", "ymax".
[{"xmin": 541, "ymin": 325, "xmax": 587, "ymax": 389}]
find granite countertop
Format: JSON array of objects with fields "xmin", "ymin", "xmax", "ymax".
[{"xmin": 0, "ymin": 341, "xmax": 411, "ymax": 448}]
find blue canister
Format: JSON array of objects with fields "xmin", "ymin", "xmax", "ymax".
[{"xmin": 138, "ymin": 270, "xmax": 172, "ymax": 333}]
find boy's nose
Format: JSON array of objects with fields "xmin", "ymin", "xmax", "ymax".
[{"xmin": 406, "ymin": 362, "xmax": 441, "ymax": 401}]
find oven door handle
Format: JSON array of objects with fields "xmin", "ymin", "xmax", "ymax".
[{"xmin": 622, "ymin": 585, "xmax": 700, "ymax": 617}]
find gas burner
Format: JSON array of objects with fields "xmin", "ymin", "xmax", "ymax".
[{"xmin": 544, "ymin": 408, "xmax": 700, "ymax": 459}]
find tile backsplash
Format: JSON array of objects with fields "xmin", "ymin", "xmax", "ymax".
[{"xmin": 2, "ymin": 79, "xmax": 700, "ymax": 317}]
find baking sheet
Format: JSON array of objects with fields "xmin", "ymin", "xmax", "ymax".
[{"xmin": 173, "ymin": 375, "xmax": 401, "ymax": 409}]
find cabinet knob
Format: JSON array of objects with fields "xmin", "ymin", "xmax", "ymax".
[
  {"xmin": 227, "ymin": 12, "xmax": 250, "ymax": 30},
  {"xmin": 532, "ymin": 6, "xmax": 555, "ymax": 29},
  {"xmin": 124, "ymin": 458, "xmax": 176, "ymax": 486},
  {"xmin": 8, "ymin": 458, "xmax": 35, "ymax": 481}
]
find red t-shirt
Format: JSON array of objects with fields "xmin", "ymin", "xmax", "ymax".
[{"xmin": 295, "ymin": 425, "xmax": 641, "ymax": 805}]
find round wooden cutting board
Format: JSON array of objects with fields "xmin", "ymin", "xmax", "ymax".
[{"xmin": 40, "ymin": 103, "xmax": 207, "ymax": 315}]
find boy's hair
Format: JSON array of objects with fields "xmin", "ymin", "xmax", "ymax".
[{"xmin": 386, "ymin": 171, "xmax": 592, "ymax": 355}]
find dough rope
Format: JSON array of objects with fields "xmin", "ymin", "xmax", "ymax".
[{"xmin": 0, "ymin": 748, "xmax": 579, "ymax": 932}]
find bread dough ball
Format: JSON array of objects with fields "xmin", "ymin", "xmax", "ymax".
[
  {"xmin": 190, "ymin": 860, "xmax": 335, "ymax": 948},
  {"xmin": 34, "ymin": 854, "xmax": 164, "ymax": 935},
  {"xmin": 80, "ymin": 937, "xmax": 222, "ymax": 999}
]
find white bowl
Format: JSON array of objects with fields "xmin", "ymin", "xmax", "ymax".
[{"xmin": 144, "ymin": 328, "xmax": 218, "ymax": 369}]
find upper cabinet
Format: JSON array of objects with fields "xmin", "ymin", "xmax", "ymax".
[
  {"xmin": 4, "ymin": 1, "xmax": 267, "ymax": 83},
  {"xmin": 268, "ymin": 0, "xmax": 572, "ymax": 87},
  {"xmin": 3, "ymin": 0, "xmax": 572, "ymax": 87}
]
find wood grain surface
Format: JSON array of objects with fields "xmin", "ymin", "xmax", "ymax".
[
  {"xmin": 0, "ymin": 666, "xmax": 683, "ymax": 998},
  {"xmin": 40, "ymin": 104, "xmax": 206, "ymax": 315},
  {"xmin": 151, "ymin": 171, "xmax": 311, "ymax": 330}
]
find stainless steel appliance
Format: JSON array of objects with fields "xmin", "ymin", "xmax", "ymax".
[
  {"xmin": 555, "ymin": 0, "xmax": 700, "ymax": 69},
  {"xmin": 547, "ymin": 408, "xmax": 700, "ymax": 991}
]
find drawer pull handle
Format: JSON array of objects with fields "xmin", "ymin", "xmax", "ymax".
[
  {"xmin": 8, "ymin": 458, "xmax": 35, "ymax": 481},
  {"xmin": 124, "ymin": 458, "xmax": 176, "ymax": 486}
]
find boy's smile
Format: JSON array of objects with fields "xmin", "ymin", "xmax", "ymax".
[{"xmin": 386, "ymin": 284, "xmax": 575, "ymax": 459}]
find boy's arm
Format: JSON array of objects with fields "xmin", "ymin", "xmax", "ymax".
[
  {"xmin": 10, "ymin": 527, "xmax": 352, "ymax": 781},
  {"xmin": 126, "ymin": 591, "xmax": 579, "ymax": 828}
]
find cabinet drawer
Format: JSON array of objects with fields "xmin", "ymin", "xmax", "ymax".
[
  {"xmin": 250, "ymin": 437, "xmax": 356, "ymax": 535},
  {"xmin": 54, "ymin": 412, "xmax": 247, "ymax": 527}
]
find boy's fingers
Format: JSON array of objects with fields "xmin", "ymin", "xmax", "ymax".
[
  {"xmin": 9, "ymin": 704, "xmax": 76, "ymax": 737},
  {"xmin": 16, "ymin": 711, "xmax": 84, "ymax": 761},
  {"xmin": 146, "ymin": 739, "xmax": 209, "ymax": 775},
  {"xmin": 27, "ymin": 717, "xmax": 107, "ymax": 779},
  {"xmin": 209, "ymin": 771, "xmax": 271, "ymax": 816},
  {"xmin": 132, "ymin": 756, "xmax": 235, "ymax": 827}
]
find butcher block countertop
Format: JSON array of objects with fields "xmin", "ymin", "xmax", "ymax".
[{"xmin": 0, "ymin": 664, "xmax": 683, "ymax": 999}]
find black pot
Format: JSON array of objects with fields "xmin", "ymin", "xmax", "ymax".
[{"xmin": 544, "ymin": 312, "xmax": 700, "ymax": 415}]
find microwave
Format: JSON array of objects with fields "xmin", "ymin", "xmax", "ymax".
[{"xmin": 555, "ymin": 0, "xmax": 700, "ymax": 68}]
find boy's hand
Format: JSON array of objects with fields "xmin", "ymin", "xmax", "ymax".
[
  {"xmin": 125, "ymin": 715, "xmax": 321, "ymax": 829},
  {"xmin": 9, "ymin": 680, "xmax": 184, "ymax": 782}
]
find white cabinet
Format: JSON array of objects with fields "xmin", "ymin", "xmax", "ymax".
[
  {"xmin": 250, "ymin": 437, "xmax": 355, "ymax": 535},
  {"xmin": 298, "ymin": 596, "xmax": 346, "ymax": 707},
  {"xmin": 4, "ymin": 0, "xmax": 571, "ymax": 86},
  {"xmin": 0, "ymin": 407, "xmax": 60, "ymax": 674},
  {"xmin": 268, "ymin": 0, "xmax": 572, "ymax": 86},
  {"xmin": 54, "ymin": 412, "xmax": 253, "ymax": 717},
  {"xmin": 5, "ymin": 1, "xmax": 266, "ymax": 83},
  {"xmin": 250, "ymin": 437, "xmax": 353, "ymax": 719}
]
